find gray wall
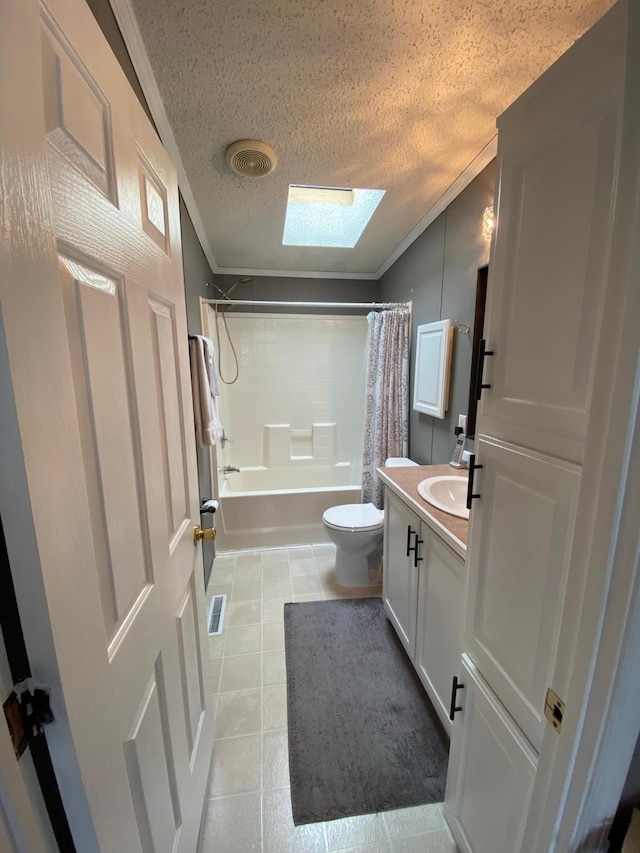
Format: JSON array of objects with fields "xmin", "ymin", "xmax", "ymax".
[
  {"xmin": 86, "ymin": 0, "xmax": 216, "ymax": 578},
  {"xmin": 379, "ymin": 163, "xmax": 496, "ymax": 464},
  {"xmin": 211, "ymin": 275, "xmax": 378, "ymax": 312}
]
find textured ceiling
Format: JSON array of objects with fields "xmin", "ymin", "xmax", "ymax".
[{"xmin": 127, "ymin": 0, "xmax": 614, "ymax": 276}]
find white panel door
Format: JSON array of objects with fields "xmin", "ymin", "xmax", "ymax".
[
  {"xmin": 444, "ymin": 656, "xmax": 538, "ymax": 853},
  {"xmin": 478, "ymin": 24, "xmax": 624, "ymax": 463},
  {"xmin": 415, "ymin": 531, "xmax": 466, "ymax": 731},
  {"xmin": 382, "ymin": 490, "xmax": 420, "ymax": 657},
  {"xmin": 465, "ymin": 437, "xmax": 580, "ymax": 751},
  {"xmin": 0, "ymin": 1, "xmax": 213, "ymax": 850}
]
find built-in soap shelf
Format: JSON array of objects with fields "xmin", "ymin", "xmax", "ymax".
[{"xmin": 264, "ymin": 423, "xmax": 339, "ymax": 466}]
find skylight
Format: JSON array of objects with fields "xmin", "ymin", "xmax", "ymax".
[{"xmin": 283, "ymin": 185, "xmax": 385, "ymax": 248}]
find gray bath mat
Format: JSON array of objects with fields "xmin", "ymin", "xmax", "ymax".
[{"xmin": 284, "ymin": 597, "xmax": 449, "ymax": 825}]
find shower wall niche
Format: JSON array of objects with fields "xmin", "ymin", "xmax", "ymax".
[{"xmin": 213, "ymin": 312, "xmax": 368, "ymax": 489}]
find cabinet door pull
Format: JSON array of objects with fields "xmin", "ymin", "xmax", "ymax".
[
  {"xmin": 406, "ymin": 525, "xmax": 416, "ymax": 556},
  {"xmin": 475, "ymin": 338, "xmax": 494, "ymax": 400},
  {"xmin": 449, "ymin": 676, "xmax": 465, "ymax": 721},
  {"xmin": 414, "ymin": 538, "xmax": 424, "ymax": 568},
  {"xmin": 466, "ymin": 454, "xmax": 483, "ymax": 510}
]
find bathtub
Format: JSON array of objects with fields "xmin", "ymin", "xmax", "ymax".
[{"xmin": 215, "ymin": 465, "xmax": 361, "ymax": 551}]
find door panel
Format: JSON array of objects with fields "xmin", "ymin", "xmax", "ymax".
[
  {"xmin": 445, "ymin": 656, "xmax": 537, "ymax": 853},
  {"xmin": 478, "ymin": 34, "xmax": 623, "ymax": 463},
  {"xmin": 382, "ymin": 490, "xmax": 419, "ymax": 657},
  {"xmin": 465, "ymin": 437, "xmax": 580, "ymax": 750},
  {"xmin": 0, "ymin": 1, "xmax": 213, "ymax": 850}
]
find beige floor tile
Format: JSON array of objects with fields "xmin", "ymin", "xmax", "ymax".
[
  {"xmin": 228, "ymin": 600, "xmax": 262, "ymax": 627},
  {"xmin": 207, "ymin": 582, "xmax": 232, "ymax": 601},
  {"xmin": 289, "ymin": 558, "xmax": 319, "ymax": 576},
  {"xmin": 208, "ymin": 734, "xmax": 261, "ymax": 797},
  {"xmin": 295, "ymin": 593, "xmax": 325, "ymax": 603},
  {"xmin": 236, "ymin": 550, "xmax": 263, "ymax": 566},
  {"xmin": 263, "ymin": 576, "xmax": 293, "ymax": 598},
  {"xmin": 263, "ymin": 621, "xmax": 285, "ymax": 651},
  {"xmin": 384, "ymin": 804, "xmax": 444, "ymax": 839},
  {"xmin": 224, "ymin": 623, "xmax": 262, "ymax": 655},
  {"xmin": 220, "ymin": 652, "xmax": 262, "ymax": 692},
  {"xmin": 389, "ymin": 829, "xmax": 457, "ymax": 852},
  {"xmin": 263, "ymin": 684, "xmax": 287, "ymax": 731},
  {"xmin": 235, "ymin": 562, "xmax": 263, "ymax": 580},
  {"xmin": 263, "ymin": 549, "xmax": 290, "ymax": 567},
  {"xmin": 208, "ymin": 634, "xmax": 226, "ymax": 659},
  {"xmin": 263, "ymin": 650, "xmax": 286, "ymax": 686},
  {"xmin": 210, "ymin": 553, "xmax": 237, "ymax": 573},
  {"xmin": 215, "ymin": 689, "xmax": 262, "ymax": 739},
  {"xmin": 292, "ymin": 575, "xmax": 324, "ymax": 595},
  {"xmin": 288, "ymin": 545, "xmax": 314, "ymax": 561},
  {"xmin": 199, "ymin": 793, "xmax": 261, "ymax": 853},
  {"xmin": 263, "ymin": 561, "xmax": 291, "ymax": 578},
  {"xmin": 209, "ymin": 657, "xmax": 222, "ymax": 693},
  {"xmin": 262, "ymin": 787, "xmax": 326, "ymax": 853},
  {"xmin": 325, "ymin": 812, "xmax": 387, "ymax": 851},
  {"xmin": 209, "ymin": 564, "xmax": 235, "ymax": 585},
  {"xmin": 338, "ymin": 843, "xmax": 391, "ymax": 853},
  {"xmin": 263, "ymin": 596, "xmax": 292, "ymax": 623},
  {"xmin": 262, "ymin": 729, "xmax": 290, "ymax": 790},
  {"xmin": 232, "ymin": 579, "xmax": 263, "ymax": 601}
]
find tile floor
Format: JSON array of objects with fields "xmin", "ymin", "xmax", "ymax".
[{"xmin": 199, "ymin": 542, "xmax": 458, "ymax": 853}]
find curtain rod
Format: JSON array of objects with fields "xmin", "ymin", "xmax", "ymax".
[{"xmin": 204, "ymin": 299, "xmax": 411, "ymax": 310}]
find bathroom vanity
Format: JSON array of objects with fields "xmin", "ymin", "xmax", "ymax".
[{"xmin": 378, "ymin": 464, "xmax": 468, "ymax": 733}]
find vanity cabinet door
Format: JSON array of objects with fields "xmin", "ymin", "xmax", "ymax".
[
  {"xmin": 382, "ymin": 489, "xmax": 420, "ymax": 658},
  {"xmin": 415, "ymin": 530, "xmax": 466, "ymax": 731},
  {"xmin": 444, "ymin": 655, "xmax": 538, "ymax": 853}
]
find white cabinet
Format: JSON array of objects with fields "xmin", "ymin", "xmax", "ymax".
[
  {"xmin": 446, "ymin": 5, "xmax": 637, "ymax": 851},
  {"xmin": 383, "ymin": 485, "xmax": 466, "ymax": 731},
  {"xmin": 383, "ymin": 488, "xmax": 420, "ymax": 658},
  {"xmin": 415, "ymin": 532, "xmax": 467, "ymax": 730},
  {"xmin": 444, "ymin": 656, "xmax": 538, "ymax": 853}
]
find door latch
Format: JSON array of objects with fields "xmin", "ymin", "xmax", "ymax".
[
  {"xmin": 3, "ymin": 678, "xmax": 54, "ymax": 760},
  {"xmin": 544, "ymin": 687, "xmax": 565, "ymax": 733}
]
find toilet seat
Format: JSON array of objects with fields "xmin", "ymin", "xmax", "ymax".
[{"xmin": 322, "ymin": 503, "xmax": 384, "ymax": 533}]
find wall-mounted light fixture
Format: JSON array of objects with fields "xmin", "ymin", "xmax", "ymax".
[{"xmin": 482, "ymin": 205, "xmax": 495, "ymax": 242}]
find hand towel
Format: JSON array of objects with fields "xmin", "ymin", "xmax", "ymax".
[{"xmin": 189, "ymin": 336, "xmax": 224, "ymax": 446}]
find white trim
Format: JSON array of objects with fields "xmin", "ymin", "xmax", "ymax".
[
  {"xmin": 108, "ymin": 0, "xmax": 219, "ymax": 274},
  {"xmin": 374, "ymin": 136, "xmax": 498, "ymax": 279},
  {"xmin": 212, "ymin": 266, "xmax": 379, "ymax": 280}
]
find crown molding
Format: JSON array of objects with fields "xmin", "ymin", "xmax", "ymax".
[
  {"xmin": 213, "ymin": 266, "xmax": 378, "ymax": 281},
  {"xmin": 109, "ymin": 0, "xmax": 219, "ymax": 274},
  {"xmin": 374, "ymin": 135, "xmax": 498, "ymax": 279}
]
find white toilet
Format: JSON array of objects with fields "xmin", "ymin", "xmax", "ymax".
[{"xmin": 322, "ymin": 457, "xmax": 418, "ymax": 587}]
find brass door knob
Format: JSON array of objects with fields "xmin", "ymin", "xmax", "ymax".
[{"xmin": 193, "ymin": 525, "xmax": 216, "ymax": 546}]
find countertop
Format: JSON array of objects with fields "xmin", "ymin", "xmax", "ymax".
[{"xmin": 377, "ymin": 464, "xmax": 469, "ymax": 558}]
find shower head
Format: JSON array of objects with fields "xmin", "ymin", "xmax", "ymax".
[{"xmin": 224, "ymin": 276, "xmax": 252, "ymax": 298}]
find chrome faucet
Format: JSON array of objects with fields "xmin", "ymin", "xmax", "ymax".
[{"xmin": 219, "ymin": 465, "xmax": 240, "ymax": 474}]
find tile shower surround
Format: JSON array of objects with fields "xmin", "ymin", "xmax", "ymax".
[
  {"xmin": 200, "ymin": 543, "xmax": 458, "ymax": 852},
  {"xmin": 214, "ymin": 314, "xmax": 368, "ymax": 474}
]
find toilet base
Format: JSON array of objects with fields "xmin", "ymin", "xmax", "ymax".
[{"xmin": 334, "ymin": 548, "xmax": 379, "ymax": 588}]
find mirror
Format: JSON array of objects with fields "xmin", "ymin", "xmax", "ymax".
[{"xmin": 466, "ymin": 265, "xmax": 489, "ymax": 439}]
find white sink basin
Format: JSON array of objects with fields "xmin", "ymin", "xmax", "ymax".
[{"xmin": 417, "ymin": 475, "xmax": 469, "ymax": 519}]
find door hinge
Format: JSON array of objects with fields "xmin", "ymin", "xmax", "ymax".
[
  {"xmin": 3, "ymin": 678, "xmax": 54, "ymax": 760},
  {"xmin": 544, "ymin": 687, "xmax": 565, "ymax": 733}
]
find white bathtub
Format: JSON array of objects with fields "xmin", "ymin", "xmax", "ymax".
[{"xmin": 215, "ymin": 466, "xmax": 361, "ymax": 551}]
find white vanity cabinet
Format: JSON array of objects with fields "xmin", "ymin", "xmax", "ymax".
[{"xmin": 382, "ymin": 483, "xmax": 466, "ymax": 732}]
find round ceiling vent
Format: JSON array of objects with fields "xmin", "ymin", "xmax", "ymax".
[{"xmin": 225, "ymin": 139, "xmax": 278, "ymax": 177}]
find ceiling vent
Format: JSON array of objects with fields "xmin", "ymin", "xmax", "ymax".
[{"xmin": 225, "ymin": 139, "xmax": 277, "ymax": 177}]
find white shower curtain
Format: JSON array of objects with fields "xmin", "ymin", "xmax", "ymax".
[{"xmin": 361, "ymin": 308, "xmax": 410, "ymax": 508}]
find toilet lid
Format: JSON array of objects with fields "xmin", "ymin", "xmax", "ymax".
[{"xmin": 323, "ymin": 503, "xmax": 384, "ymax": 532}]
